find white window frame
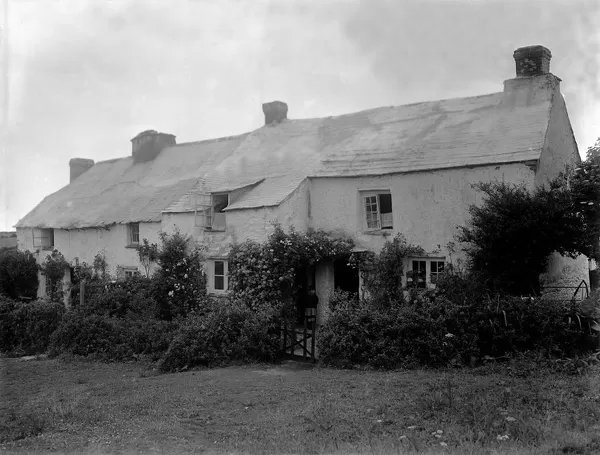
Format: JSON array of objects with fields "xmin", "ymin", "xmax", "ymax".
[
  {"xmin": 128, "ymin": 223, "xmax": 140, "ymax": 246},
  {"xmin": 32, "ymin": 228, "xmax": 54, "ymax": 250},
  {"xmin": 123, "ymin": 267, "xmax": 140, "ymax": 279},
  {"xmin": 360, "ymin": 190, "xmax": 393, "ymax": 231},
  {"xmin": 407, "ymin": 257, "xmax": 446, "ymax": 289},
  {"xmin": 429, "ymin": 260, "xmax": 446, "ymax": 285},
  {"xmin": 195, "ymin": 193, "xmax": 228, "ymax": 232},
  {"xmin": 210, "ymin": 259, "xmax": 229, "ymax": 294}
]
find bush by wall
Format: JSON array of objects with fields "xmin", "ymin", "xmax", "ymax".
[
  {"xmin": 157, "ymin": 300, "xmax": 280, "ymax": 372},
  {"xmin": 80, "ymin": 276, "xmax": 162, "ymax": 319},
  {"xmin": 317, "ymin": 289, "xmax": 598, "ymax": 370},
  {"xmin": 0, "ymin": 296, "xmax": 64, "ymax": 355},
  {"xmin": 0, "ymin": 249, "xmax": 38, "ymax": 300},
  {"xmin": 48, "ymin": 311, "xmax": 177, "ymax": 361}
]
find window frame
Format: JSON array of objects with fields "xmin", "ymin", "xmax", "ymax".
[
  {"xmin": 407, "ymin": 257, "xmax": 446, "ymax": 289},
  {"xmin": 429, "ymin": 260, "xmax": 445, "ymax": 285},
  {"xmin": 195, "ymin": 193, "xmax": 228, "ymax": 232},
  {"xmin": 32, "ymin": 228, "xmax": 54, "ymax": 250},
  {"xmin": 360, "ymin": 190, "xmax": 393, "ymax": 232},
  {"xmin": 123, "ymin": 267, "xmax": 140, "ymax": 279},
  {"xmin": 128, "ymin": 223, "xmax": 140, "ymax": 246},
  {"xmin": 210, "ymin": 259, "xmax": 228, "ymax": 294}
]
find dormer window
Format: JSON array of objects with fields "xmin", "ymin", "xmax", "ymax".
[
  {"xmin": 195, "ymin": 193, "xmax": 228, "ymax": 232},
  {"xmin": 128, "ymin": 223, "xmax": 140, "ymax": 246},
  {"xmin": 361, "ymin": 191, "xmax": 393, "ymax": 231}
]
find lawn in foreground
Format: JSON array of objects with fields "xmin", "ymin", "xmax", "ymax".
[{"xmin": 1, "ymin": 357, "xmax": 600, "ymax": 454}]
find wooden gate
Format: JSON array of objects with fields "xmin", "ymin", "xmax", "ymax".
[{"xmin": 281, "ymin": 316, "xmax": 317, "ymax": 362}]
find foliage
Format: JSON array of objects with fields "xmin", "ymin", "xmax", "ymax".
[
  {"xmin": 138, "ymin": 239, "xmax": 159, "ymax": 278},
  {"xmin": 79, "ymin": 276, "xmax": 162, "ymax": 319},
  {"xmin": 457, "ymin": 179, "xmax": 586, "ymax": 296},
  {"xmin": 350, "ymin": 233, "xmax": 424, "ymax": 307},
  {"xmin": 48, "ymin": 311, "xmax": 177, "ymax": 361},
  {"xmin": 228, "ymin": 225, "xmax": 354, "ymax": 313},
  {"xmin": 318, "ymin": 280, "xmax": 598, "ymax": 370},
  {"xmin": 152, "ymin": 230, "xmax": 208, "ymax": 320},
  {"xmin": 157, "ymin": 299, "xmax": 280, "ymax": 372},
  {"xmin": 93, "ymin": 250, "xmax": 110, "ymax": 280},
  {"xmin": 569, "ymin": 138, "xmax": 600, "ymax": 287},
  {"xmin": 0, "ymin": 249, "xmax": 39, "ymax": 300},
  {"xmin": 0, "ymin": 296, "xmax": 64, "ymax": 355},
  {"xmin": 41, "ymin": 250, "xmax": 70, "ymax": 303}
]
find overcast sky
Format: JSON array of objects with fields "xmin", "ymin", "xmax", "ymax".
[{"xmin": 1, "ymin": 0, "xmax": 599, "ymax": 231}]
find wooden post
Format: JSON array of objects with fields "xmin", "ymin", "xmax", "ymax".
[
  {"xmin": 311, "ymin": 320, "xmax": 316, "ymax": 362},
  {"xmin": 80, "ymin": 279, "xmax": 85, "ymax": 307},
  {"xmin": 282, "ymin": 319, "xmax": 287, "ymax": 354},
  {"xmin": 303, "ymin": 315, "xmax": 308, "ymax": 360}
]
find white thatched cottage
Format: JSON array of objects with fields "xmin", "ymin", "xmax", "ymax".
[{"xmin": 16, "ymin": 45, "xmax": 588, "ymax": 314}]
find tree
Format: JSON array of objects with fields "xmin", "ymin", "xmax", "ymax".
[
  {"xmin": 568, "ymin": 138, "xmax": 600, "ymax": 290},
  {"xmin": 137, "ymin": 239, "xmax": 159, "ymax": 278},
  {"xmin": 458, "ymin": 179, "xmax": 586, "ymax": 296},
  {"xmin": 0, "ymin": 249, "xmax": 39, "ymax": 300}
]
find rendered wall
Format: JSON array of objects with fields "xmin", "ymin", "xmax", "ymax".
[
  {"xmin": 309, "ymin": 163, "xmax": 535, "ymax": 262},
  {"xmin": 17, "ymin": 222, "xmax": 161, "ymax": 276},
  {"xmin": 536, "ymin": 91, "xmax": 588, "ymax": 298}
]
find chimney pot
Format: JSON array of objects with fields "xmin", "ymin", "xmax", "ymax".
[
  {"xmin": 513, "ymin": 45, "xmax": 552, "ymax": 77},
  {"xmin": 69, "ymin": 158, "xmax": 94, "ymax": 183},
  {"xmin": 131, "ymin": 130, "xmax": 176, "ymax": 163},
  {"xmin": 262, "ymin": 101, "xmax": 288, "ymax": 125}
]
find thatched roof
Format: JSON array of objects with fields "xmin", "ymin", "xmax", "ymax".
[{"xmin": 18, "ymin": 78, "xmax": 554, "ymax": 228}]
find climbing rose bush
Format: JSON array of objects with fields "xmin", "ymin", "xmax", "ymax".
[{"xmin": 228, "ymin": 225, "xmax": 355, "ymax": 313}]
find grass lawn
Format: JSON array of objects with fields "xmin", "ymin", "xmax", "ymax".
[{"xmin": 1, "ymin": 357, "xmax": 600, "ymax": 454}]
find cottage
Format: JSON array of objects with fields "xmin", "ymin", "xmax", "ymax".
[{"xmin": 16, "ymin": 45, "xmax": 588, "ymax": 314}]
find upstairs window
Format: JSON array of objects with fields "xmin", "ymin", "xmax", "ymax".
[
  {"xmin": 361, "ymin": 191, "xmax": 393, "ymax": 231},
  {"xmin": 33, "ymin": 228, "xmax": 54, "ymax": 250},
  {"xmin": 194, "ymin": 193, "xmax": 228, "ymax": 232},
  {"xmin": 128, "ymin": 223, "xmax": 140, "ymax": 246}
]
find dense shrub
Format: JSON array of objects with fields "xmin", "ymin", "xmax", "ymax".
[
  {"xmin": 351, "ymin": 233, "xmax": 424, "ymax": 308},
  {"xmin": 318, "ymin": 290, "xmax": 598, "ymax": 370},
  {"xmin": 80, "ymin": 276, "xmax": 161, "ymax": 319},
  {"xmin": 228, "ymin": 225, "xmax": 354, "ymax": 313},
  {"xmin": 0, "ymin": 296, "xmax": 64, "ymax": 355},
  {"xmin": 0, "ymin": 249, "xmax": 38, "ymax": 300},
  {"xmin": 41, "ymin": 250, "xmax": 69, "ymax": 302},
  {"xmin": 48, "ymin": 311, "xmax": 177, "ymax": 361},
  {"xmin": 152, "ymin": 230, "xmax": 208, "ymax": 319},
  {"xmin": 457, "ymin": 179, "xmax": 586, "ymax": 296},
  {"xmin": 157, "ymin": 300, "xmax": 280, "ymax": 372}
]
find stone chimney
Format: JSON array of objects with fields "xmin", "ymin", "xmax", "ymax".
[
  {"xmin": 513, "ymin": 45, "xmax": 552, "ymax": 78},
  {"xmin": 131, "ymin": 130, "xmax": 176, "ymax": 163},
  {"xmin": 503, "ymin": 45, "xmax": 560, "ymax": 108},
  {"xmin": 69, "ymin": 158, "xmax": 94, "ymax": 183},
  {"xmin": 262, "ymin": 101, "xmax": 288, "ymax": 125}
]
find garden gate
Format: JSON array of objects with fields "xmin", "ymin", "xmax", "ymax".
[{"xmin": 281, "ymin": 315, "xmax": 317, "ymax": 362}]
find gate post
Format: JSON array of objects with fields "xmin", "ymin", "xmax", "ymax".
[{"xmin": 80, "ymin": 279, "xmax": 85, "ymax": 307}]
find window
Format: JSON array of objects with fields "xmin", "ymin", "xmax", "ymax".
[
  {"xmin": 128, "ymin": 223, "xmax": 140, "ymax": 246},
  {"xmin": 407, "ymin": 258, "xmax": 446, "ymax": 289},
  {"xmin": 123, "ymin": 268, "xmax": 140, "ymax": 279},
  {"xmin": 362, "ymin": 191, "xmax": 393, "ymax": 230},
  {"xmin": 430, "ymin": 261, "xmax": 445, "ymax": 284},
  {"xmin": 213, "ymin": 260, "xmax": 228, "ymax": 291},
  {"xmin": 195, "ymin": 193, "xmax": 228, "ymax": 231},
  {"xmin": 411, "ymin": 260, "xmax": 427, "ymax": 289},
  {"xmin": 33, "ymin": 228, "xmax": 54, "ymax": 250}
]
